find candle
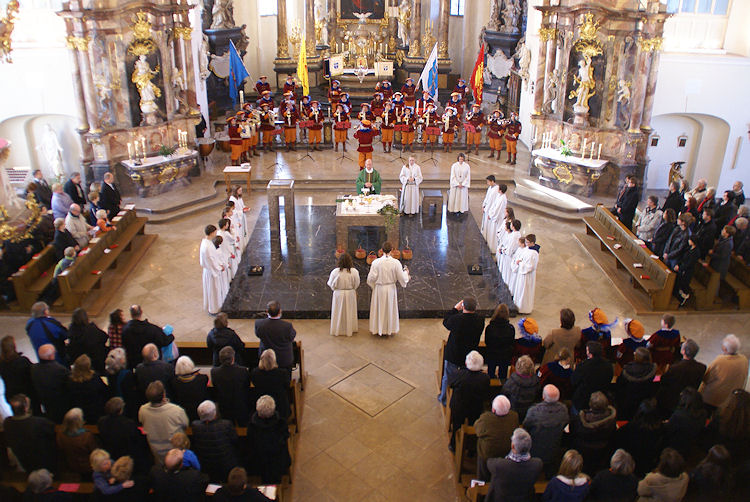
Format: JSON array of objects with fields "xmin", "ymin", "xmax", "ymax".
[
  {"xmin": 598, "ymin": 144, "xmax": 602, "ymax": 160},
  {"xmin": 590, "ymin": 143, "xmax": 595, "ymax": 159},
  {"xmin": 141, "ymin": 137, "xmax": 146, "ymax": 158},
  {"xmin": 581, "ymin": 138, "xmax": 587, "ymax": 158},
  {"xmin": 127, "ymin": 142, "xmax": 133, "ymax": 160},
  {"xmin": 239, "ymin": 90, "xmax": 244, "ymax": 106}
]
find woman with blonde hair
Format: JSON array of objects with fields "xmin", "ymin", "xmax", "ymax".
[
  {"xmin": 250, "ymin": 349, "xmax": 291, "ymax": 419},
  {"xmin": 57, "ymin": 407, "xmax": 98, "ymax": 474},
  {"xmin": 542, "ymin": 449, "xmax": 591, "ymax": 501},
  {"xmin": 67, "ymin": 354, "xmax": 108, "ymax": 423},
  {"xmin": 91, "ymin": 449, "xmax": 135, "ymax": 497},
  {"xmin": 171, "ymin": 355, "xmax": 209, "ymax": 422}
]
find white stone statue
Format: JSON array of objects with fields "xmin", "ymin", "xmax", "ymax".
[
  {"xmin": 210, "ymin": 0, "xmax": 234, "ymax": 30},
  {"xmin": 513, "ymin": 37, "xmax": 531, "ymax": 88},
  {"xmin": 397, "ymin": 0, "xmax": 411, "ymax": 46},
  {"xmin": 569, "ymin": 54, "xmax": 596, "ymax": 114},
  {"xmin": 132, "ymin": 55, "xmax": 161, "ymax": 123},
  {"xmin": 199, "ymin": 34, "xmax": 210, "ymax": 81},
  {"xmin": 617, "ymin": 79, "xmax": 631, "ymax": 128},
  {"xmin": 500, "ymin": 0, "xmax": 520, "ymax": 34},
  {"xmin": 542, "ymin": 69, "xmax": 560, "ymax": 114},
  {"xmin": 314, "ymin": 0, "xmax": 329, "ymax": 44},
  {"xmin": 39, "ymin": 124, "xmax": 65, "ymax": 180},
  {"xmin": 487, "ymin": 0, "xmax": 501, "ymax": 31}
]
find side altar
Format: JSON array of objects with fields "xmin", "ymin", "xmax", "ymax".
[{"xmin": 532, "ymin": 147, "xmax": 607, "ymax": 196}]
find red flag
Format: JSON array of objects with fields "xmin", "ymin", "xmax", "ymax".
[{"xmin": 470, "ymin": 43, "xmax": 485, "ymax": 105}]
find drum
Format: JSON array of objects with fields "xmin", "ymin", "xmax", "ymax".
[
  {"xmin": 196, "ymin": 138, "xmax": 215, "ymax": 158},
  {"xmin": 216, "ymin": 135, "xmax": 231, "ymax": 152}
]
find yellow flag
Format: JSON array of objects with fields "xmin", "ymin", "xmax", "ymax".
[{"xmin": 297, "ymin": 35, "xmax": 309, "ymax": 96}]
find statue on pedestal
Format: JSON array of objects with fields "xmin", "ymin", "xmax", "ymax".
[
  {"xmin": 132, "ymin": 55, "xmax": 161, "ymax": 125},
  {"xmin": 397, "ymin": 0, "xmax": 410, "ymax": 47},
  {"xmin": 513, "ymin": 37, "xmax": 531, "ymax": 88},
  {"xmin": 210, "ymin": 0, "xmax": 234, "ymax": 30},
  {"xmin": 616, "ymin": 79, "xmax": 632, "ymax": 128},
  {"xmin": 487, "ymin": 0, "xmax": 501, "ymax": 31},
  {"xmin": 39, "ymin": 124, "xmax": 65, "ymax": 180},
  {"xmin": 315, "ymin": 0, "xmax": 329, "ymax": 44},
  {"xmin": 569, "ymin": 54, "xmax": 595, "ymax": 114},
  {"xmin": 543, "ymin": 69, "xmax": 559, "ymax": 114},
  {"xmin": 500, "ymin": 0, "xmax": 520, "ymax": 34},
  {"xmin": 199, "ymin": 34, "xmax": 210, "ymax": 81}
]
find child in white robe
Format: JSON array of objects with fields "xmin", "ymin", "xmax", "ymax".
[
  {"xmin": 212, "ymin": 235, "xmax": 230, "ymax": 300},
  {"xmin": 500, "ymin": 220, "xmax": 522, "ymax": 285},
  {"xmin": 512, "ymin": 235, "xmax": 539, "ymax": 314},
  {"xmin": 508, "ymin": 236, "xmax": 527, "ymax": 297},
  {"xmin": 217, "ymin": 218, "xmax": 238, "ymax": 278},
  {"xmin": 200, "ymin": 225, "xmax": 224, "ymax": 315},
  {"xmin": 327, "ymin": 253, "xmax": 361, "ymax": 336}
]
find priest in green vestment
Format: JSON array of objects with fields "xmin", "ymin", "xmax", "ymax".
[{"xmin": 356, "ymin": 159, "xmax": 382, "ymax": 195}]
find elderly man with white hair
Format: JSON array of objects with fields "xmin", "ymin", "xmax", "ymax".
[
  {"xmin": 247, "ymin": 395, "xmax": 291, "ymax": 484},
  {"xmin": 486, "ymin": 428, "xmax": 543, "ymax": 502},
  {"xmin": 699, "ymin": 334, "xmax": 749, "ymax": 409},
  {"xmin": 523, "ymin": 384, "xmax": 569, "ymax": 478},
  {"xmin": 65, "ymin": 203, "xmax": 93, "ymax": 248},
  {"xmin": 687, "ymin": 178, "xmax": 708, "ymax": 203},
  {"xmin": 447, "ymin": 350, "xmax": 491, "ymax": 451},
  {"xmin": 190, "ymin": 400, "xmax": 239, "ymax": 483},
  {"xmin": 474, "ymin": 395, "xmax": 519, "ymax": 481}
]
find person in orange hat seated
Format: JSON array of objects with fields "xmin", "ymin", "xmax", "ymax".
[
  {"xmin": 353, "ymin": 119, "xmax": 379, "ymax": 169},
  {"xmin": 615, "ymin": 318, "xmax": 648, "ymax": 367},
  {"xmin": 280, "ymin": 96, "xmax": 299, "ymax": 151},
  {"xmin": 648, "ymin": 314, "xmax": 681, "ymax": 372},
  {"xmin": 578, "ymin": 308, "xmax": 617, "ymax": 362},
  {"xmin": 513, "ymin": 318, "xmax": 543, "ymax": 365},
  {"xmin": 306, "ymin": 100, "xmax": 324, "ymax": 151},
  {"xmin": 254, "ymin": 75, "xmax": 270, "ymax": 96}
]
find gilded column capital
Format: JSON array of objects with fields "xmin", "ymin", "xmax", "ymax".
[
  {"xmin": 174, "ymin": 26, "xmax": 192, "ymax": 41},
  {"xmin": 538, "ymin": 27, "xmax": 557, "ymax": 43},
  {"xmin": 66, "ymin": 35, "xmax": 92, "ymax": 52},
  {"xmin": 637, "ymin": 36, "xmax": 663, "ymax": 52}
]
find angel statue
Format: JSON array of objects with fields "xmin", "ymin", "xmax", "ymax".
[
  {"xmin": 542, "ymin": 69, "xmax": 560, "ymax": 114},
  {"xmin": 513, "ymin": 37, "xmax": 531, "ymax": 88},
  {"xmin": 210, "ymin": 0, "xmax": 234, "ymax": 30},
  {"xmin": 500, "ymin": 0, "xmax": 520, "ymax": 34},
  {"xmin": 569, "ymin": 54, "xmax": 596, "ymax": 114},
  {"xmin": 199, "ymin": 34, "xmax": 210, "ymax": 81},
  {"xmin": 171, "ymin": 67, "xmax": 188, "ymax": 113},
  {"xmin": 487, "ymin": 0, "xmax": 500, "ymax": 31},
  {"xmin": 132, "ymin": 55, "xmax": 161, "ymax": 124},
  {"xmin": 616, "ymin": 79, "xmax": 631, "ymax": 128},
  {"xmin": 397, "ymin": 0, "xmax": 411, "ymax": 46}
]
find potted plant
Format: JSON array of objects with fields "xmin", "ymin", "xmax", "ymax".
[{"xmin": 559, "ymin": 139, "xmax": 572, "ymax": 157}]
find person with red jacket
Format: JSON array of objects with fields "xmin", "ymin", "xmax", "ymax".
[
  {"xmin": 454, "ymin": 78, "xmax": 470, "ymax": 101},
  {"xmin": 486, "ymin": 110, "xmax": 506, "ymax": 159},
  {"xmin": 282, "ymin": 74, "xmax": 297, "ymax": 99},
  {"xmin": 306, "ymin": 100, "xmax": 324, "ymax": 151},
  {"xmin": 401, "ymin": 77, "xmax": 417, "ymax": 107},
  {"xmin": 465, "ymin": 103, "xmax": 484, "ymax": 155},
  {"xmin": 446, "ymin": 91, "xmax": 465, "ymax": 118},
  {"xmin": 421, "ymin": 103, "xmax": 440, "ymax": 151},
  {"xmin": 648, "ymin": 314, "xmax": 681, "ymax": 372},
  {"xmin": 328, "ymin": 80, "xmax": 342, "ymax": 107},
  {"xmin": 375, "ymin": 80, "xmax": 393, "ymax": 100},
  {"xmin": 399, "ymin": 106, "xmax": 416, "ymax": 152},
  {"xmin": 379, "ymin": 101, "xmax": 396, "ymax": 153},
  {"xmin": 370, "ymin": 92, "xmax": 385, "ymax": 117},
  {"xmin": 356, "ymin": 103, "xmax": 375, "ymax": 123},
  {"xmin": 227, "ymin": 114, "xmax": 244, "ymax": 165},
  {"xmin": 391, "ymin": 92, "xmax": 405, "ymax": 114},
  {"xmin": 441, "ymin": 106, "xmax": 461, "ymax": 153},
  {"xmin": 354, "ymin": 120, "xmax": 380, "ymax": 169},
  {"xmin": 254, "ymin": 76, "xmax": 270, "ymax": 97},
  {"xmin": 281, "ymin": 101, "xmax": 298, "ymax": 151},
  {"xmin": 258, "ymin": 103, "xmax": 277, "ymax": 152},
  {"xmin": 415, "ymin": 90, "xmax": 434, "ymax": 116},
  {"xmin": 505, "ymin": 112, "xmax": 522, "ymax": 164},
  {"xmin": 332, "ymin": 103, "xmax": 350, "ymax": 152},
  {"xmin": 256, "ymin": 89, "xmax": 274, "ymax": 109}
]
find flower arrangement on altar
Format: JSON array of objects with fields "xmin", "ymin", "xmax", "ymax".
[{"xmin": 559, "ymin": 139, "xmax": 572, "ymax": 157}]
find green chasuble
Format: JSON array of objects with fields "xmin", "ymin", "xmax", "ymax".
[{"xmin": 356, "ymin": 169, "xmax": 382, "ymax": 195}]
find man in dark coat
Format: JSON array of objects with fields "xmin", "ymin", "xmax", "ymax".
[
  {"xmin": 30, "ymin": 344, "xmax": 69, "ymax": 423},
  {"xmin": 206, "ymin": 312, "xmax": 245, "ymax": 366},
  {"xmin": 662, "ymin": 181, "xmax": 684, "ymax": 215},
  {"xmin": 694, "ymin": 209, "xmax": 718, "ymax": 258},
  {"xmin": 613, "ymin": 175, "xmax": 639, "ymax": 231},
  {"xmin": 571, "ymin": 341, "xmax": 614, "ymax": 412},
  {"xmin": 135, "ymin": 344, "xmax": 175, "ymax": 402},
  {"xmin": 447, "ymin": 350, "xmax": 491, "ymax": 450},
  {"xmin": 210, "ymin": 346, "xmax": 251, "ymax": 425},
  {"xmin": 121, "ymin": 305, "xmax": 174, "ymax": 368},
  {"xmin": 485, "ymin": 428, "xmax": 543, "ymax": 502},
  {"xmin": 439, "ymin": 297, "xmax": 485, "ymax": 405},
  {"xmin": 63, "ymin": 172, "xmax": 86, "ymax": 207},
  {"xmin": 191, "ymin": 400, "xmax": 239, "ymax": 483},
  {"xmin": 3, "ymin": 394, "xmax": 57, "ymax": 472},
  {"xmin": 656, "ymin": 339, "xmax": 706, "ymax": 416},
  {"xmin": 32, "ymin": 169, "xmax": 53, "ymax": 208},
  {"xmin": 150, "ymin": 449, "xmax": 208, "ymax": 502},
  {"xmin": 52, "ymin": 217, "xmax": 79, "ymax": 260},
  {"xmin": 523, "ymin": 384, "xmax": 569, "ymax": 478},
  {"xmin": 98, "ymin": 172, "xmax": 122, "ymax": 219},
  {"xmin": 254, "ymin": 301, "xmax": 296, "ymax": 370}
]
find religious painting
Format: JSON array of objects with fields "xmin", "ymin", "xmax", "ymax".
[
  {"xmin": 339, "ymin": 0, "xmax": 386, "ymax": 20},
  {"xmin": 650, "ymin": 136, "xmax": 659, "ymax": 147},
  {"xmin": 677, "ymin": 135, "xmax": 688, "ymax": 147}
]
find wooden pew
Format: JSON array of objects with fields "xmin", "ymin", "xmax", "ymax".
[
  {"xmin": 724, "ymin": 256, "xmax": 750, "ymax": 309},
  {"xmin": 691, "ymin": 263, "xmax": 720, "ymax": 310},
  {"xmin": 56, "ymin": 209, "xmax": 155, "ymax": 314},
  {"xmin": 467, "ymin": 478, "xmax": 548, "ymax": 501},
  {"xmin": 455, "ymin": 424, "xmax": 476, "ymax": 483},
  {"xmin": 583, "ymin": 204, "xmax": 675, "ymax": 310},
  {"xmin": 11, "ymin": 244, "xmax": 57, "ymax": 311}
]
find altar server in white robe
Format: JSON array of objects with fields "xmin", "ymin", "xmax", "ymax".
[
  {"xmin": 327, "ymin": 253, "xmax": 361, "ymax": 336},
  {"xmin": 399, "ymin": 157, "xmax": 423, "ymax": 214},
  {"xmin": 507, "ymin": 235, "xmax": 527, "ymax": 295},
  {"xmin": 217, "ymin": 218, "xmax": 238, "ymax": 277},
  {"xmin": 212, "ymin": 235, "xmax": 230, "ymax": 299},
  {"xmin": 480, "ymin": 175, "xmax": 498, "ymax": 235},
  {"xmin": 200, "ymin": 224, "xmax": 225, "ymax": 315},
  {"xmin": 230, "ymin": 185, "xmax": 249, "ymax": 243},
  {"xmin": 447, "ymin": 154, "xmax": 470, "ymax": 214},
  {"xmin": 499, "ymin": 219, "xmax": 522, "ymax": 284},
  {"xmin": 225, "ymin": 203, "xmax": 246, "ymax": 252},
  {"xmin": 367, "ymin": 241, "xmax": 410, "ymax": 336},
  {"xmin": 512, "ymin": 235, "xmax": 539, "ymax": 314},
  {"xmin": 486, "ymin": 184, "xmax": 508, "ymax": 252}
]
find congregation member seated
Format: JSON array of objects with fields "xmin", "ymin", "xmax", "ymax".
[
  {"xmin": 149, "ymin": 448, "xmax": 208, "ymax": 502},
  {"xmin": 3, "ymin": 394, "xmax": 57, "ymax": 472},
  {"xmin": 648, "ymin": 314, "xmax": 681, "ymax": 371},
  {"xmin": 94, "ymin": 209, "xmax": 116, "ymax": 235},
  {"xmin": 537, "ymin": 348, "xmax": 573, "ymax": 400},
  {"xmin": 523, "ymin": 384, "xmax": 569, "ymax": 479},
  {"xmin": 135, "ymin": 343, "xmax": 175, "ymax": 402},
  {"xmin": 587, "ymin": 449, "xmax": 638, "ymax": 502},
  {"xmin": 66, "ymin": 307, "xmax": 108, "ymax": 374},
  {"xmin": 501, "ymin": 354, "xmax": 540, "ymax": 422},
  {"xmin": 121, "ymin": 304, "xmax": 175, "ymax": 368},
  {"xmin": 704, "ymin": 388, "xmax": 750, "ymax": 464},
  {"xmin": 571, "ymin": 391, "xmax": 617, "ymax": 474},
  {"xmin": 107, "ymin": 308, "xmax": 126, "ymax": 349},
  {"xmin": 483, "ymin": 303, "xmax": 515, "ymax": 381},
  {"xmin": 541, "ymin": 308, "xmax": 581, "ymax": 365},
  {"xmin": 686, "ymin": 444, "xmax": 732, "ymax": 502},
  {"xmin": 90, "ymin": 448, "xmax": 135, "ymax": 498},
  {"xmin": 485, "ymin": 428, "xmax": 543, "ymax": 502},
  {"xmin": 67, "ymin": 354, "xmax": 107, "ymax": 423},
  {"xmin": 513, "ymin": 318, "xmax": 543, "ymax": 364},
  {"xmin": 542, "ymin": 449, "xmax": 591, "ymax": 502},
  {"xmin": 447, "ymin": 350, "xmax": 491, "ymax": 451},
  {"xmin": 664, "ymin": 388, "xmax": 707, "ymax": 463},
  {"xmin": 171, "ymin": 355, "xmax": 209, "ymax": 422},
  {"xmin": 614, "ymin": 318, "xmax": 647, "ymax": 367},
  {"xmin": 474, "ymin": 395, "xmax": 518, "ymax": 482},
  {"xmin": 97, "ymin": 397, "xmax": 150, "ymax": 473},
  {"xmin": 206, "ymin": 312, "xmax": 245, "ymax": 366},
  {"xmin": 254, "ymin": 300, "xmax": 297, "ymax": 372},
  {"xmin": 250, "ymin": 349, "xmax": 291, "ymax": 420},
  {"xmin": 578, "ymin": 308, "xmax": 615, "ymax": 361},
  {"xmin": 213, "ymin": 467, "xmax": 273, "ymax": 502},
  {"xmin": 104, "ymin": 348, "xmax": 138, "ymax": 419},
  {"xmin": 699, "ymin": 334, "xmax": 748, "ymax": 410},
  {"xmin": 246, "ymin": 395, "xmax": 291, "ymax": 485},
  {"xmin": 637, "ymin": 448, "xmax": 689, "ymax": 502},
  {"xmin": 23, "ymin": 468, "xmax": 71, "ymax": 502},
  {"xmin": 571, "ymin": 342, "xmax": 613, "ymax": 413},
  {"xmin": 656, "ymin": 339, "xmax": 706, "ymax": 416},
  {"xmin": 211, "ymin": 346, "xmax": 251, "ymax": 425},
  {"xmin": 138, "ymin": 381, "xmax": 189, "ymax": 464},
  {"xmin": 64, "ymin": 203, "xmax": 92, "ymax": 248},
  {"xmin": 191, "ymin": 400, "xmax": 239, "ymax": 483},
  {"xmin": 0, "ymin": 335, "xmax": 37, "ymax": 412},
  {"xmin": 52, "ymin": 217, "xmax": 79, "ymax": 260},
  {"xmin": 30, "ymin": 344, "xmax": 70, "ymax": 423},
  {"xmin": 170, "ymin": 432, "xmax": 200, "ymax": 470},
  {"xmin": 615, "ymin": 347, "xmax": 657, "ymax": 420},
  {"xmin": 25, "ymin": 301, "xmax": 68, "ymax": 364},
  {"xmin": 56, "ymin": 407, "xmax": 98, "ymax": 476},
  {"xmin": 615, "ymin": 398, "xmax": 664, "ymax": 476},
  {"xmin": 651, "ymin": 208, "xmax": 677, "ymax": 257}
]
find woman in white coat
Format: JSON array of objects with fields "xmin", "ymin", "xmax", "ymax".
[
  {"xmin": 327, "ymin": 253, "xmax": 361, "ymax": 336},
  {"xmin": 200, "ymin": 225, "xmax": 225, "ymax": 315},
  {"xmin": 399, "ymin": 157, "xmax": 423, "ymax": 215},
  {"xmin": 447, "ymin": 153, "xmax": 470, "ymax": 213}
]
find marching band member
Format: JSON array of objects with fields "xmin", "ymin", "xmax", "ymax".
[
  {"xmin": 486, "ymin": 109, "xmax": 506, "ymax": 159},
  {"xmin": 256, "ymin": 89, "xmax": 274, "ymax": 108},
  {"xmin": 358, "ymin": 103, "xmax": 375, "ymax": 123},
  {"xmin": 379, "ymin": 100, "xmax": 396, "ymax": 153},
  {"xmin": 505, "ymin": 112, "xmax": 522, "ymax": 164},
  {"xmin": 333, "ymin": 102, "xmax": 351, "ymax": 152},
  {"xmin": 244, "ymin": 105, "xmax": 260, "ymax": 157},
  {"xmin": 278, "ymin": 91, "xmax": 294, "ymax": 115},
  {"xmin": 401, "ymin": 77, "xmax": 417, "ymax": 107},
  {"xmin": 421, "ymin": 102, "xmax": 440, "ymax": 151},
  {"xmin": 375, "ymin": 80, "xmax": 393, "ymax": 100},
  {"xmin": 370, "ymin": 92, "xmax": 385, "ymax": 117},
  {"xmin": 328, "ymin": 80, "xmax": 342, "ymax": 107},
  {"xmin": 454, "ymin": 78, "xmax": 469, "ymax": 101},
  {"xmin": 446, "ymin": 91, "xmax": 464, "ymax": 118},
  {"xmin": 282, "ymin": 99, "xmax": 299, "ymax": 151},
  {"xmin": 259, "ymin": 102, "xmax": 277, "ymax": 152},
  {"xmin": 391, "ymin": 92, "xmax": 405, "ymax": 113},
  {"xmin": 254, "ymin": 75, "xmax": 271, "ymax": 96},
  {"xmin": 415, "ymin": 90, "xmax": 435, "ymax": 116},
  {"xmin": 399, "ymin": 106, "xmax": 416, "ymax": 152},
  {"xmin": 354, "ymin": 119, "xmax": 379, "ymax": 170},
  {"xmin": 339, "ymin": 92, "xmax": 352, "ymax": 111},
  {"xmin": 465, "ymin": 103, "xmax": 484, "ymax": 155},
  {"xmin": 299, "ymin": 95, "xmax": 312, "ymax": 141},
  {"xmin": 282, "ymin": 74, "xmax": 297, "ymax": 99},
  {"xmin": 307, "ymin": 100, "xmax": 324, "ymax": 151},
  {"xmin": 240, "ymin": 103, "xmax": 253, "ymax": 161},
  {"xmin": 227, "ymin": 114, "xmax": 244, "ymax": 165},
  {"xmin": 441, "ymin": 106, "xmax": 460, "ymax": 153}
]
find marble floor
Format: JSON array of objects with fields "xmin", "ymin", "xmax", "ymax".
[{"xmin": 4, "ymin": 143, "xmax": 750, "ymax": 502}]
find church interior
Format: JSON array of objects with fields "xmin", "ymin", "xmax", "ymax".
[{"xmin": 0, "ymin": 0, "xmax": 749, "ymax": 500}]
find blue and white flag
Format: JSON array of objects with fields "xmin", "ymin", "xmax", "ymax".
[
  {"xmin": 228, "ymin": 40, "xmax": 249, "ymax": 107},
  {"xmin": 418, "ymin": 43, "xmax": 439, "ymax": 102}
]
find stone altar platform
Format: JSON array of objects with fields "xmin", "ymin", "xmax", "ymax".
[{"xmin": 221, "ymin": 205, "xmax": 516, "ymax": 319}]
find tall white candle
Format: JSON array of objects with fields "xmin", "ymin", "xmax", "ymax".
[
  {"xmin": 127, "ymin": 142, "xmax": 133, "ymax": 160},
  {"xmin": 581, "ymin": 138, "xmax": 587, "ymax": 158},
  {"xmin": 590, "ymin": 143, "xmax": 595, "ymax": 159},
  {"xmin": 239, "ymin": 90, "xmax": 244, "ymax": 106},
  {"xmin": 598, "ymin": 143, "xmax": 602, "ymax": 160},
  {"xmin": 141, "ymin": 137, "xmax": 146, "ymax": 158}
]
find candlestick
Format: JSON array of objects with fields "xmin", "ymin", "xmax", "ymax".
[
  {"xmin": 127, "ymin": 142, "xmax": 133, "ymax": 161},
  {"xmin": 590, "ymin": 143, "xmax": 595, "ymax": 159},
  {"xmin": 239, "ymin": 90, "xmax": 244, "ymax": 106},
  {"xmin": 581, "ymin": 138, "xmax": 587, "ymax": 158},
  {"xmin": 598, "ymin": 144, "xmax": 602, "ymax": 160},
  {"xmin": 141, "ymin": 137, "xmax": 146, "ymax": 159}
]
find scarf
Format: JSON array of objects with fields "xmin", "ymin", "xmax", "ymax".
[{"xmin": 506, "ymin": 451, "xmax": 531, "ymax": 463}]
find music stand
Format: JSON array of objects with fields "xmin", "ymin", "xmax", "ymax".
[
  {"xmin": 297, "ymin": 130, "xmax": 315, "ymax": 163},
  {"xmin": 388, "ymin": 126, "xmax": 406, "ymax": 163},
  {"xmin": 336, "ymin": 116, "xmax": 353, "ymax": 163},
  {"xmin": 420, "ymin": 125, "xmax": 440, "ymax": 167}
]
